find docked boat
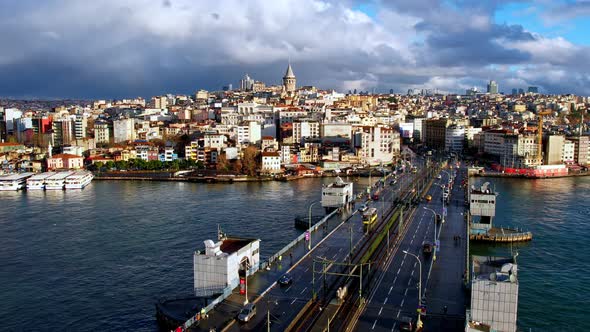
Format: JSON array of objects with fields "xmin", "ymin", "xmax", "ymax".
[
  {"xmin": 45, "ymin": 171, "xmax": 74, "ymax": 190},
  {"xmin": 26, "ymin": 172, "xmax": 56, "ymax": 190},
  {"xmin": 321, "ymin": 177, "xmax": 354, "ymax": 213},
  {"xmin": 65, "ymin": 171, "xmax": 94, "ymax": 189},
  {"xmin": 0, "ymin": 172, "xmax": 35, "ymax": 191}
]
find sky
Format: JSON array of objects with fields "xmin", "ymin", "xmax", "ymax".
[{"xmin": 1, "ymin": 0, "xmax": 590, "ymax": 99}]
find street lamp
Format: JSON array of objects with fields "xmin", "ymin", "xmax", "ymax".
[
  {"xmin": 403, "ymin": 250, "xmax": 423, "ymax": 328},
  {"xmin": 308, "ymin": 200, "xmax": 321, "ymax": 250},
  {"xmin": 423, "ymin": 207, "xmax": 438, "ymax": 261}
]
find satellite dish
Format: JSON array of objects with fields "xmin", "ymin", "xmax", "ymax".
[{"xmin": 489, "ymin": 272, "xmax": 497, "ymax": 281}]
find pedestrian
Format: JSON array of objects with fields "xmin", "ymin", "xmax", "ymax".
[{"xmin": 443, "ymin": 305, "xmax": 448, "ymax": 315}]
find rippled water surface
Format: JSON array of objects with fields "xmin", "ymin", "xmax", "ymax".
[
  {"xmin": 471, "ymin": 176, "xmax": 590, "ymax": 331},
  {"xmin": 0, "ymin": 177, "xmax": 372, "ymax": 331},
  {"xmin": 1, "ymin": 175, "xmax": 588, "ymax": 331}
]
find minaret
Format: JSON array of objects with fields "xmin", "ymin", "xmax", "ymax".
[{"xmin": 283, "ymin": 62, "xmax": 296, "ymax": 94}]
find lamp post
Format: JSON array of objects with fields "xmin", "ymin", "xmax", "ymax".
[
  {"xmin": 423, "ymin": 207, "xmax": 438, "ymax": 261},
  {"xmin": 403, "ymin": 250, "xmax": 423, "ymax": 328},
  {"xmin": 308, "ymin": 200, "xmax": 321, "ymax": 251}
]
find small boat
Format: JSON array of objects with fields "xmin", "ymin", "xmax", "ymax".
[{"xmin": 65, "ymin": 171, "xmax": 94, "ymax": 189}]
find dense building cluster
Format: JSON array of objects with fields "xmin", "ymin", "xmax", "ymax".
[{"xmin": 0, "ymin": 67, "xmax": 588, "ymax": 175}]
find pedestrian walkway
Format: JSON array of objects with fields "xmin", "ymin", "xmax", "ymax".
[{"xmin": 422, "ymin": 166, "xmax": 467, "ymax": 331}]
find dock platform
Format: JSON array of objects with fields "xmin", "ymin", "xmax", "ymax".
[{"xmin": 469, "ymin": 227, "xmax": 532, "ymax": 242}]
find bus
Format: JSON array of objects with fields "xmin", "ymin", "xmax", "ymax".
[{"xmin": 362, "ymin": 208, "xmax": 378, "ymax": 225}]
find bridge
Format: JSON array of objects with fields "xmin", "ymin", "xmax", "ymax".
[{"xmin": 180, "ymin": 158, "xmax": 468, "ymax": 332}]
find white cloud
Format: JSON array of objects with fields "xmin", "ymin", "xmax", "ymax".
[{"xmin": 1, "ymin": 0, "xmax": 590, "ymax": 97}]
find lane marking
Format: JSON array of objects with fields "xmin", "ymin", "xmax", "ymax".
[
  {"xmin": 300, "ymin": 287, "xmax": 307, "ymax": 295},
  {"xmin": 393, "ymin": 277, "xmax": 397, "ymax": 285},
  {"xmin": 384, "ymin": 298, "xmax": 388, "ymax": 305},
  {"xmin": 404, "ymin": 288, "xmax": 408, "ymax": 296},
  {"xmin": 397, "ymin": 268, "xmax": 401, "ymax": 275},
  {"xmin": 285, "ymin": 285, "xmax": 292, "ymax": 293},
  {"xmin": 397, "ymin": 310, "xmax": 401, "ymax": 318},
  {"xmin": 291, "ymin": 297, "xmax": 297, "ymax": 305},
  {"xmin": 389, "ymin": 286, "xmax": 393, "ymax": 295},
  {"xmin": 401, "ymin": 298, "xmax": 405, "ymax": 306},
  {"xmin": 372, "ymin": 319, "xmax": 377, "ymax": 330}
]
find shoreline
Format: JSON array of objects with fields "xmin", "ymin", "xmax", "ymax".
[{"xmin": 472, "ymin": 171, "xmax": 590, "ymax": 179}]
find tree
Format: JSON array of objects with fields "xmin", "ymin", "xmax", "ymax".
[
  {"xmin": 241, "ymin": 146, "xmax": 260, "ymax": 176},
  {"xmin": 216, "ymin": 153, "xmax": 230, "ymax": 172},
  {"xmin": 232, "ymin": 159, "xmax": 243, "ymax": 174},
  {"xmin": 105, "ymin": 160, "xmax": 116, "ymax": 170},
  {"xmin": 196, "ymin": 160, "xmax": 205, "ymax": 169}
]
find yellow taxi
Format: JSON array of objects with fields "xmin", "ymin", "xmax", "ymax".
[{"xmin": 425, "ymin": 194, "xmax": 432, "ymax": 202}]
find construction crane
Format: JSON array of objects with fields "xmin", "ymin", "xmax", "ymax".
[{"xmin": 537, "ymin": 109, "xmax": 553, "ymax": 163}]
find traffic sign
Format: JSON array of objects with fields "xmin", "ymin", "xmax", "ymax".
[{"xmin": 435, "ymin": 239, "xmax": 440, "ymax": 252}]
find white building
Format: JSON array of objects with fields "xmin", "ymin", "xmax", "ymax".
[
  {"xmin": 468, "ymin": 256, "xmax": 518, "ymax": 332},
  {"xmin": 237, "ymin": 121, "xmax": 261, "ymax": 145},
  {"xmin": 292, "ymin": 120, "xmax": 320, "ymax": 145},
  {"xmin": 113, "ymin": 118, "xmax": 136, "ymax": 143},
  {"xmin": 562, "ymin": 140, "xmax": 575, "ymax": 164},
  {"xmin": 204, "ymin": 134, "xmax": 227, "ymax": 149},
  {"xmin": 353, "ymin": 126, "xmax": 399, "ymax": 165},
  {"xmin": 193, "ymin": 237, "xmax": 260, "ymax": 297},
  {"xmin": 261, "ymin": 151, "xmax": 281, "ymax": 174},
  {"xmin": 74, "ymin": 116, "xmax": 87, "ymax": 139},
  {"xmin": 445, "ymin": 126, "xmax": 465, "ymax": 153},
  {"xmin": 281, "ymin": 145, "xmax": 292, "ymax": 165},
  {"xmin": 94, "ymin": 122, "xmax": 110, "ymax": 144}
]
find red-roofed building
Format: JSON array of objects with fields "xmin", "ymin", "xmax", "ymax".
[{"xmin": 47, "ymin": 153, "xmax": 84, "ymax": 170}]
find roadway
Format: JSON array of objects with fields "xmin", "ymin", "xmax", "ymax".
[
  {"xmin": 354, "ymin": 174, "xmax": 443, "ymax": 332},
  {"xmin": 222, "ymin": 170, "xmax": 420, "ymax": 332}
]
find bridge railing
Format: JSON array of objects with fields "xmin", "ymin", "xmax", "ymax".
[{"xmin": 265, "ymin": 208, "xmax": 340, "ymax": 268}]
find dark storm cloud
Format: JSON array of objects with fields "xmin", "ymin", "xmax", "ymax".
[{"xmin": 1, "ymin": 0, "xmax": 590, "ymax": 98}]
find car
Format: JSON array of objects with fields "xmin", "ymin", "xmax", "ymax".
[
  {"xmin": 389, "ymin": 180, "xmax": 397, "ymax": 186},
  {"xmin": 278, "ymin": 274, "xmax": 293, "ymax": 286},
  {"xmin": 358, "ymin": 204, "xmax": 369, "ymax": 212},
  {"xmin": 436, "ymin": 174, "xmax": 442, "ymax": 180},
  {"xmin": 422, "ymin": 242, "xmax": 433, "ymax": 255},
  {"xmin": 237, "ymin": 303, "xmax": 256, "ymax": 323},
  {"xmin": 372, "ymin": 193, "xmax": 380, "ymax": 200},
  {"xmin": 398, "ymin": 316, "xmax": 415, "ymax": 331},
  {"xmin": 425, "ymin": 195, "xmax": 432, "ymax": 202}
]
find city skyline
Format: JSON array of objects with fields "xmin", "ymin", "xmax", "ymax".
[{"xmin": 2, "ymin": 1, "xmax": 590, "ymax": 99}]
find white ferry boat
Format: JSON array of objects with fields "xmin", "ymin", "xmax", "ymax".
[
  {"xmin": 321, "ymin": 177, "xmax": 354, "ymax": 212},
  {"xmin": 45, "ymin": 171, "xmax": 74, "ymax": 190},
  {"xmin": 26, "ymin": 172, "xmax": 56, "ymax": 190},
  {"xmin": 65, "ymin": 171, "xmax": 94, "ymax": 189},
  {"xmin": 0, "ymin": 172, "xmax": 35, "ymax": 191}
]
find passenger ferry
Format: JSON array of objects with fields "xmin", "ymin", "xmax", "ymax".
[
  {"xmin": 65, "ymin": 171, "xmax": 94, "ymax": 189},
  {"xmin": 45, "ymin": 171, "xmax": 75, "ymax": 190},
  {"xmin": 26, "ymin": 172, "xmax": 56, "ymax": 190},
  {"xmin": 0, "ymin": 172, "xmax": 35, "ymax": 191},
  {"xmin": 362, "ymin": 207, "xmax": 378, "ymax": 225}
]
